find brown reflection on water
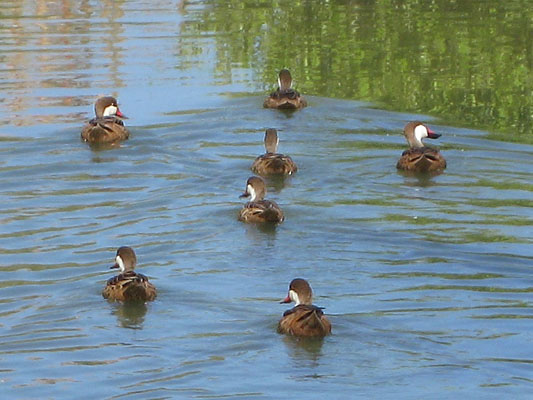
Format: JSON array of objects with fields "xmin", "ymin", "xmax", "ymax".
[
  {"xmin": 111, "ymin": 301, "xmax": 148, "ymax": 329},
  {"xmin": 398, "ymin": 170, "xmax": 443, "ymax": 188},
  {"xmin": 1, "ymin": 0, "xmax": 127, "ymax": 127},
  {"xmin": 281, "ymin": 334, "xmax": 325, "ymax": 368}
]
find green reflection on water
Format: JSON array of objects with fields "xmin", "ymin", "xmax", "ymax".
[
  {"xmin": 472, "ymin": 179, "xmax": 533, "ymax": 192},
  {"xmin": 399, "ymin": 284, "xmax": 533, "ymax": 293},
  {"xmin": 375, "ymin": 272, "xmax": 504, "ymax": 280},
  {"xmin": 187, "ymin": 0, "xmax": 533, "ymax": 141},
  {"xmin": 382, "ymin": 214, "xmax": 533, "ymax": 226}
]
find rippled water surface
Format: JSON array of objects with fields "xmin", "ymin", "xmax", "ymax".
[{"xmin": 1, "ymin": 1, "xmax": 533, "ymax": 399}]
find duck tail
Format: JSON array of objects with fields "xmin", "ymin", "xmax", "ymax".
[
  {"xmin": 262, "ymin": 206, "xmax": 284, "ymax": 223},
  {"xmin": 297, "ymin": 308, "xmax": 328, "ymax": 333},
  {"xmin": 123, "ymin": 283, "xmax": 150, "ymax": 302},
  {"xmin": 89, "ymin": 124, "xmax": 113, "ymax": 142}
]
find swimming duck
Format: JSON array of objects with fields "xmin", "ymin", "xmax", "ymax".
[
  {"xmin": 81, "ymin": 96, "xmax": 129, "ymax": 144},
  {"xmin": 102, "ymin": 246, "xmax": 157, "ymax": 302},
  {"xmin": 278, "ymin": 278, "xmax": 331, "ymax": 337},
  {"xmin": 251, "ymin": 128, "xmax": 298, "ymax": 176},
  {"xmin": 263, "ymin": 69, "xmax": 307, "ymax": 110},
  {"xmin": 396, "ymin": 121, "xmax": 446, "ymax": 172},
  {"xmin": 238, "ymin": 176, "xmax": 284, "ymax": 223}
]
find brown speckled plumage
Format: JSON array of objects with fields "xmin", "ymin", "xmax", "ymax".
[{"xmin": 397, "ymin": 147, "xmax": 447, "ymax": 172}]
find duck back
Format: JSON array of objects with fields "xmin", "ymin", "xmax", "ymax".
[
  {"xmin": 397, "ymin": 147, "xmax": 446, "ymax": 172},
  {"xmin": 238, "ymin": 200, "xmax": 284, "ymax": 223},
  {"xmin": 81, "ymin": 117, "xmax": 129, "ymax": 144},
  {"xmin": 264, "ymin": 89, "xmax": 307, "ymax": 110},
  {"xmin": 251, "ymin": 153, "xmax": 298, "ymax": 176},
  {"xmin": 103, "ymin": 272, "xmax": 156, "ymax": 302},
  {"xmin": 278, "ymin": 305, "xmax": 331, "ymax": 337}
]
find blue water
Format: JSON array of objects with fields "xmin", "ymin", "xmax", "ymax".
[{"xmin": 1, "ymin": 1, "xmax": 533, "ymax": 399}]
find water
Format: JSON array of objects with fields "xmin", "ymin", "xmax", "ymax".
[{"xmin": 1, "ymin": 1, "xmax": 533, "ymax": 398}]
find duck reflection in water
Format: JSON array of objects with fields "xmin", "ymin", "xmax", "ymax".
[
  {"xmin": 111, "ymin": 301, "xmax": 148, "ymax": 329},
  {"xmin": 281, "ymin": 334, "xmax": 325, "ymax": 366},
  {"xmin": 277, "ymin": 279, "xmax": 330, "ymax": 365},
  {"xmin": 103, "ymin": 247, "xmax": 155, "ymax": 329},
  {"xmin": 403, "ymin": 172, "xmax": 440, "ymax": 188},
  {"xmin": 266, "ymin": 174, "xmax": 292, "ymax": 193},
  {"xmin": 243, "ymin": 220, "xmax": 279, "ymax": 238}
]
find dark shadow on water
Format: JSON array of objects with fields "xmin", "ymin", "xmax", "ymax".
[
  {"xmin": 86, "ymin": 142, "xmax": 126, "ymax": 163},
  {"xmin": 265, "ymin": 108, "xmax": 302, "ymax": 119},
  {"xmin": 264, "ymin": 174, "xmax": 293, "ymax": 194},
  {"xmin": 241, "ymin": 220, "xmax": 279, "ymax": 248},
  {"xmin": 397, "ymin": 170, "xmax": 444, "ymax": 188},
  {"xmin": 87, "ymin": 141, "xmax": 125, "ymax": 151},
  {"xmin": 243, "ymin": 221, "xmax": 279, "ymax": 236},
  {"xmin": 111, "ymin": 301, "xmax": 148, "ymax": 330},
  {"xmin": 281, "ymin": 334, "xmax": 325, "ymax": 366},
  {"xmin": 90, "ymin": 155, "xmax": 121, "ymax": 163}
]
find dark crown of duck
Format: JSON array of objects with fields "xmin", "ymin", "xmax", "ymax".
[
  {"xmin": 281, "ymin": 278, "xmax": 313, "ymax": 305},
  {"xmin": 239, "ymin": 176, "xmax": 267, "ymax": 202},
  {"xmin": 94, "ymin": 96, "xmax": 127, "ymax": 119},
  {"xmin": 278, "ymin": 69, "xmax": 293, "ymax": 92},
  {"xmin": 404, "ymin": 121, "xmax": 441, "ymax": 148}
]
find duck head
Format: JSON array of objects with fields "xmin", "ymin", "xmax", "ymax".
[
  {"xmin": 280, "ymin": 278, "xmax": 313, "ymax": 306},
  {"xmin": 111, "ymin": 246, "xmax": 137, "ymax": 273},
  {"xmin": 404, "ymin": 121, "xmax": 441, "ymax": 148},
  {"xmin": 95, "ymin": 96, "xmax": 128, "ymax": 119},
  {"xmin": 239, "ymin": 176, "xmax": 267, "ymax": 202}
]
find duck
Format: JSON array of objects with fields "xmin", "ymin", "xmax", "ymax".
[
  {"xmin": 102, "ymin": 246, "xmax": 157, "ymax": 302},
  {"xmin": 263, "ymin": 69, "xmax": 307, "ymax": 110},
  {"xmin": 81, "ymin": 96, "xmax": 129, "ymax": 144},
  {"xmin": 396, "ymin": 121, "xmax": 446, "ymax": 172},
  {"xmin": 238, "ymin": 176, "xmax": 284, "ymax": 223},
  {"xmin": 251, "ymin": 128, "xmax": 298, "ymax": 176},
  {"xmin": 278, "ymin": 278, "xmax": 331, "ymax": 337}
]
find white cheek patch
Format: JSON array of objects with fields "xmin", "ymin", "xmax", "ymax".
[
  {"xmin": 414, "ymin": 124, "xmax": 428, "ymax": 144},
  {"xmin": 289, "ymin": 290, "xmax": 300, "ymax": 305},
  {"xmin": 278, "ymin": 76, "xmax": 282, "ymax": 89},
  {"xmin": 115, "ymin": 255, "xmax": 126, "ymax": 273},
  {"xmin": 247, "ymin": 184, "xmax": 257, "ymax": 202},
  {"xmin": 103, "ymin": 105, "xmax": 118, "ymax": 117}
]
